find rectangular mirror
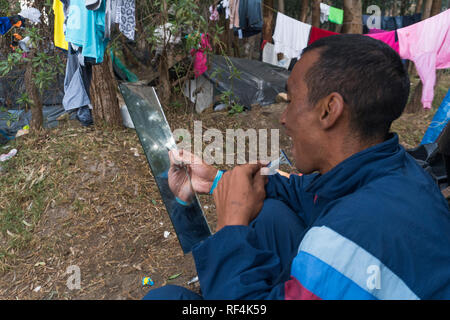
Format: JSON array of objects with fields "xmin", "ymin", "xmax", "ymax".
[{"xmin": 119, "ymin": 83, "xmax": 211, "ymax": 253}]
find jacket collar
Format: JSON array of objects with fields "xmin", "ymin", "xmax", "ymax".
[{"xmin": 305, "ymin": 133, "xmax": 404, "ymax": 200}]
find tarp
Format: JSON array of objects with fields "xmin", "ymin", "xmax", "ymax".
[
  {"xmin": 0, "ymin": 105, "xmax": 75, "ymax": 141},
  {"xmin": 0, "ymin": 68, "xmax": 64, "ymax": 108},
  {"xmin": 203, "ymin": 55, "xmax": 290, "ymax": 108},
  {"xmin": 421, "ymin": 89, "xmax": 450, "ymax": 145}
]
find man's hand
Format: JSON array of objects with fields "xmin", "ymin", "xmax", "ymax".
[
  {"xmin": 168, "ymin": 149, "xmax": 218, "ymax": 203},
  {"xmin": 213, "ymin": 164, "xmax": 268, "ymax": 231}
]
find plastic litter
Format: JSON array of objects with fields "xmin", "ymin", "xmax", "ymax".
[
  {"xmin": 142, "ymin": 277, "xmax": 154, "ymax": 286},
  {"xmin": 0, "ymin": 149, "xmax": 17, "ymax": 162},
  {"xmin": 187, "ymin": 276, "xmax": 199, "ymax": 285},
  {"xmin": 163, "ymin": 231, "xmax": 170, "ymax": 238},
  {"xmin": 19, "ymin": 8, "xmax": 41, "ymax": 24}
]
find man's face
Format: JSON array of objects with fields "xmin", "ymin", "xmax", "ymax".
[{"xmin": 280, "ymin": 50, "xmax": 323, "ymax": 174}]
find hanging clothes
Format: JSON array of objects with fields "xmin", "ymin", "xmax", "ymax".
[
  {"xmin": 0, "ymin": 17, "xmax": 12, "ymax": 35},
  {"xmin": 65, "ymin": 0, "xmax": 109, "ymax": 63},
  {"xmin": 368, "ymin": 28, "xmax": 385, "ymax": 34},
  {"xmin": 104, "ymin": 0, "xmax": 117, "ymax": 39},
  {"xmin": 308, "ymin": 26, "xmax": 339, "ymax": 45},
  {"xmin": 402, "ymin": 13, "xmax": 421, "ymax": 27},
  {"xmin": 219, "ymin": 0, "xmax": 230, "ymax": 20},
  {"xmin": 53, "ymin": 0, "xmax": 68, "ymax": 50},
  {"xmin": 237, "ymin": 0, "xmax": 262, "ymax": 37},
  {"xmin": 320, "ymin": 3, "xmax": 330, "ymax": 24},
  {"xmin": 366, "ymin": 30, "xmax": 399, "ymax": 54},
  {"xmin": 273, "ymin": 12, "xmax": 311, "ymax": 59},
  {"xmin": 328, "ymin": 6, "xmax": 343, "ymax": 25},
  {"xmin": 86, "ymin": 0, "xmax": 103, "ymax": 11},
  {"xmin": 63, "ymin": 43, "xmax": 93, "ymax": 112},
  {"xmin": 115, "ymin": 0, "xmax": 136, "ymax": 41},
  {"xmin": 229, "ymin": 0, "xmax": 240, "ymax": 29},
  {"xmin": 397, "ymin": 9, "xmax": 450, "ymax": 110},
  {"xmin": 210, "ymin": 5, "xmax": 219, "ymax": 21}
]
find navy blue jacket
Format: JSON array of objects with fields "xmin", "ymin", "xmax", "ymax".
[{"xmin": 192, "ymin": 134, "xmax": 450, "ymax": 299}]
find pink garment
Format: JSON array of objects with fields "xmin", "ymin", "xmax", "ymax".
[
  {"xmin": 209, "ymin": 5, "xmax": 219, "ymax": 21},
  {"xmin": 366, "ymin": 30, "xmax": 400, "ymax": 54},
  {"xmin": 191, "ymin": 34, "xmax": 212, "ymax": 78},
  {"xmin": 368, "ymin": 28, "xmax": 385, "ymax": 34},
  {"xmin": 397, "ymin": 9, "xmax": 450, "ymax": 109}
]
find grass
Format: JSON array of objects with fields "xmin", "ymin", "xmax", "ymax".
[{"xmin": 0, "ymin": 137, "xmax": 58, "ymax": 269}]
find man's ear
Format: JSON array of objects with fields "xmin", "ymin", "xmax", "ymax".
[{"xmin": 318, "ymin": 92, "xmax": 345, "ymax": 130}]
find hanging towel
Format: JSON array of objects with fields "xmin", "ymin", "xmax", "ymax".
[
  {"xmin": 115, "ymin": 0, "xmax": 135, "ymax": 40},
  {"xmin": 308, "ymin": 26, "xmax": 339, "ymax": 45},
  {"xmin": 53, "ymin": 0, "xmax": 69, "ymax": 50},
  {"xmin": 273, "ymin": 12, "xmax": 311, "ymax": 59},
  {"xmin": 328, "ymin": 6, "xmax": 343, "ymax": 25},
  {"xmin": 397, "ymin": 9, "xmax": 450, "ymax": 109},
  {"xmin": 320, "ymin": 3, "xmax": 330, "ymax": 24},
  {"xmin": 366, "ymin": 30, "xmax": 399, "ymax": 54}
]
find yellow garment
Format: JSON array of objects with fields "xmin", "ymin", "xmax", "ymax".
[{"xmin": 53, "ymin": 0, "xmax": 68, "ymax": 50}]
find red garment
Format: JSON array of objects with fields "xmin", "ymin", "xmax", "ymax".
[
  {"xmin": 308, "ymin": 26, "xmax": 339, "ymax": 45},
  {"xmin": 365, "ymin": 30, "xmax": 399, "ymax": 54}
]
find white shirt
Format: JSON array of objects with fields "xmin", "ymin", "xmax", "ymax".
[{"xmin": 273, "ymin": 12, "xmax": 311, "ymax": 60}]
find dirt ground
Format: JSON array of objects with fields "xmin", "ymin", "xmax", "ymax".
[{"xmin": 0, "ymin": 74, "xmax": 448, "ymax": 299}]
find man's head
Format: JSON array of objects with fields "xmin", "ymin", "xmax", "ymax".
[{"xmin": 281, "ymin": 34, "xmax": 410, "ymax": 174}]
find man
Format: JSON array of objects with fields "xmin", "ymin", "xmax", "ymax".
[{"xmin": 144, "ymin": 35, "xmax": 450, "ymax": 300}]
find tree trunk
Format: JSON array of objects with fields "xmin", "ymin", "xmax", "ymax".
[
  {"xmin": 423, "ymin": 0, "xmax": 433, "ymax": 18},
  {"xmin": 342, "ymin": 0, "xmax": 363, "ymax": 34},
  {"xmin": 300, "ymin": 0, "xmax": 309, "ymax": 22},
  {"xmin": 311, "ymin": 0, "xmax": 321, "ymax": 27},
  {"xmin": 90, "ymin": 52, "xmax": 121, "ymax": 126},
  {"xmin": 277, "ymin": 0, "xmax": 285, "ymax": 13},
  {"xmin": 431, "ymin": 0, "xmax": 443, "ymax": 16},
  {"xmin": 415, "ymin": 0, "xmax": 424, "ymax": 13},
  {"xmin": 24, "ymin": 50, "xmax": 43, "ymax": 131},
  {"xmin": 393, "ymin": 0, "xmax": 399, "ymax": 15},
  {"xmin": 263, "ymin": 0, "xmax": 274, "ymax": 42},
  {"xmin": 158, "ymin": 0, "xmax": 171, "ymax": 106}
]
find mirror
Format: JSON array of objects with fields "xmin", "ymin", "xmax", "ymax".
[{"xmin": 119, "ymin": 83, "xmax": 211, "ymax": 253}]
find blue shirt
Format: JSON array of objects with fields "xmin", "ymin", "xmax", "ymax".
[{"xmin": 65, "ymin": 0, "xmax": 108, "ymax": 63}]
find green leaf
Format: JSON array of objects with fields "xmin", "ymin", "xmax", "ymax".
[{"xmin": 168, "ymin": 273, "xmax": 182, "ymax": 280}]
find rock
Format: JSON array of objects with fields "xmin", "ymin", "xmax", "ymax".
[{"xmin": 275, "ymin": 92, "xmax": 289, "ymax": 103}]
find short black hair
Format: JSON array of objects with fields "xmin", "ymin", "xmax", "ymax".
[{"xmin": 302, "ymin": 34, "xmax": 410, "ymax": 141}]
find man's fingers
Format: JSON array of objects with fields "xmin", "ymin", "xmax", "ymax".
[{"xmin": 238, "ymin": 163, "xmax": 265, "ymax": 179}]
